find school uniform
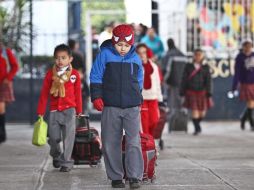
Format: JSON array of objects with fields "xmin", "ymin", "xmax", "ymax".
[
  {"xmin": 232, "ymin": 52, "xmax": 254, "ymax": 101},
  {"xmin": 141, "ymin": 61, "xmax": 162, "ymax": 136},
  {"xmin": 0, "ymin": 48, "xmax": 18, "ymax": 102},
  {"xmin": 90, "ymin": 39, "xmax": 144, "ymax": 181},
  {"xmin": 0, "ymin": 48, "xmax": 18, "ymax": 143},
  {"xmin": 37, "ymin": 67, "xmax": 82, "ymax": 169},
  {"xmin": 180, "ymin": 63, "xmax": 213, "ymax": 111}
]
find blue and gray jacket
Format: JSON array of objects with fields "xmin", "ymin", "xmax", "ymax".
[{"xmin": 89, "ymin": 40, "xmax": 143, "ymax": 108}]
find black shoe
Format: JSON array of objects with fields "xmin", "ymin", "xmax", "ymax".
[
  {"xmin": 193, "ymin": 131, "xmax": 200, "ymax": 136},
  {"xmin": 129, "ymin": 178, "xmax": 141, "ymax": 189},
  {"xmin": 196, "ymin": 125, "xmax": 202, "ymax": 133},
  {"xmin": 159, "ymin": 139, "xmax": 164, "ymax": 150},
  {"xmin": 0, "ymin": 138, "xmax": 6, "ymax": 144},
  {"xmin": 111, "ymin": 180, "xmax": 125, "ymax": 188},
  {"xmin": 0, "ymin": 135, "xmax": 6, "ymax": 144},
  {"xmin": 59, "ymin": 166, "xmax": 71, "ymax": 172},
  {"xmin": 53, "ymin": 160, "xmax": 61, "ymax": 168},
  {"xmin": 241, "ymin": 119, "xmax": 245, "ymax": 130}
]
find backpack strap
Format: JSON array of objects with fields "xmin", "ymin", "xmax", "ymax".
[{"xmin": 188, "ymin": 66, "xmax": 202, "ymax": 80}]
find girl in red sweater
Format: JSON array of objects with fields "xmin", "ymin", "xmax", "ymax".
[
  {"xmin": 136, "ymin": 43, "xmax": 163, "ymax": 136},
  {"xmin": 0, "ymin": 44, "xmax": 19, "ymax": 143}
]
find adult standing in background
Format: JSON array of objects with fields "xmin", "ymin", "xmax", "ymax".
[
  {"xmin": 161, "ymin": 39, "xmax": 185, "ymax": 75},
  {"xmin": 232, "ymin": 39, "xmax": 254, "ymax": 131},
  {"xmin": 68, "ymin": 39, "xmax": 85, "ymax": 80},
  {"xmin": 134, "ymin": 23, "xmax": 148, "ymax": 43},
  {"xmin": 141, "ymin": 27, "xmax": 164, "ymax": 61},
  {"xmin": 0, "ymin": 42, "xmax": 19, "ymax": 143},
  {"xmin": 163, "ymin": 38, "xmax": 187, "ymax": 110},
  {"xmin": 92, "ymin": 26, "xmax": 99, "ymax": 62},
  {"xmin": 98, "ymin": 21, "xmax": 115, "ymax": 47},
  {"xmin": 68, "ymin": 39, "xmax": 88, "ymax": 112}
]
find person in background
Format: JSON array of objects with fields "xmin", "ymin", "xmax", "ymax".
[
  {"xmin": 37, "ymin": 44, "xmax": 82, "ymax": 172},
  {"xmin": 68, "ymin": 39, "xmax": 85, "ymax": 79},
  {"xmin": 0, "ymin": 42, "xmax": 19, "ymax": 143},
  {"xmin": 92, "ymin": 26, "xmax": 100, "ymax": 62},
  {"xmin": 141, "ymin": 27, "xmax": 164, "ymax": 61},
  {"xmin": 134, "ymin": 23, "xmax": 148, "ymax": 43},
  {"xmin": 232, "ymin": 39, "xmax": 254, "ymax": 131},
  {"xmin": 68, "ymin": 39, "xmax": 88, "ymax": 112},
  {"xmin": 136, "ymin": 43, "xmax": 163, "ymax": 137},
  {"xmin": 161, "ymin": 38, "xmax": 184, "ymax": 75},
  {"xmin": 98, "ymin": 21, "xmax": 115, "ymax": 47},
  {"xmin": 180, "ymin": 49, "xmax": 213, "ymax": 136},
  {"xmin": 164, "ymin": 39, "xmax": 188, "ymax": 113}
]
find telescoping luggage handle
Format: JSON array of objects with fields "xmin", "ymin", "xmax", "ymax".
[
  {"xmin": 77, "ymin": 114, "xmax": 90, "ymax": 130},
  {"xmin": 77, "ymin": 114, "xmax": 94, "ymax": 139}
]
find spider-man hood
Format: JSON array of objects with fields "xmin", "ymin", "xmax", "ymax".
[{"xmin": 112, "ymin": 24, "xmax": 134, "ymax": 45}]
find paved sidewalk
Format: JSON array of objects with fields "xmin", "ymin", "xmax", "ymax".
[{"xmin": 0, "ymin": 121, "xmax": 254, "ymax": 190}]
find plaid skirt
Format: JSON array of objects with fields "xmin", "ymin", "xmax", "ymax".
[
  {"xmin": 0, "ymin": 82, "xmax": 15, "ymax": 103},
  {"xmin": 183, "ymin": 90, "xmax": 213, "ymax": 111},
  {"xmin": 240, "ymin": 83, "xmax": 254, "ymax": 101}
]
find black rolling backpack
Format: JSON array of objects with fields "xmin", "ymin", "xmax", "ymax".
[{"xmin": 72, "ymin": 115, "xmax": 102, "ymax": 166}]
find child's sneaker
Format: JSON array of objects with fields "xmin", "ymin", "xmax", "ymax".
[
  {"xmin": 52, "ymin": 160, "xmax": 61, "ymax": 168},
  {"xmin": 129, "ymin": 178, "xmax": 141, "ymax": 189},
  {"xmin": 111, "ymin": 180, "xmax": 125, "ymax": 188},
  {"xmin": 59, "ymin": 166, "xmax": 71, "ymax": 172}
]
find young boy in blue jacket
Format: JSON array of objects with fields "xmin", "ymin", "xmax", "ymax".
[{"xmin": 90, "ymin": 24, "xmax": 144, "ymax": 189}]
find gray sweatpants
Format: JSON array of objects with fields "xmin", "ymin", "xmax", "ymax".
[
  {"xmin": 48, "ymin": 108, "xmax": 76, "ymax": 168},
  {"xmin": 101, "ymin": 106, "xmax": 144, "ymax": 181}
]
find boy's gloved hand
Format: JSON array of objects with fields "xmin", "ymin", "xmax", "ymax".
[{"xmin": 93, "ymin": 98, "xmax": 104, "ymax": 111}]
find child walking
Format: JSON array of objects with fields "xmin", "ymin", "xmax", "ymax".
[
  {"xmin": 90, "ymin": 24, "xmax": 144, "ymax": 189},
  {"xmin": 232, "ymin": 39, "xmax": 254, "ymax": 131},
  {"xmin": 180, "ymin": 49, "xmax": 213, "ymax": 135},
  {"xmin": 136, "ymin": 43, "xmax": 163, "ymax": 136},
  {"xmin": 37, "ymin": 44, "xmax": 82, "ymax": 172},
  {"xmin": 0, "ymin": 44, "xmax": 19, "ymax": 143}
]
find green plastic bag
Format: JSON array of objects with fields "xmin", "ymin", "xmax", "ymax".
[{"xmin": 32, "ymin": 116, "xmax": 48, "ymax": 146}]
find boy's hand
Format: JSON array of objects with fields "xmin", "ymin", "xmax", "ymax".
[
  {"xmin": 76, "ymin": 113, "xmax": 83, "ymax": 118},
  {"xmin": 93, "ymin": 98, "xmax": 104, "ymax": 111}
]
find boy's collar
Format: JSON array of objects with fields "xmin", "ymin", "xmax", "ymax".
[{"xmin": 56, "ymin": 64, "xmax": 70, "ymax": 71}]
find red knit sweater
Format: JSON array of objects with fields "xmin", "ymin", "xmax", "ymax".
[
  {"xmin": 0, "ymin": 48, "xmax": 19, "ymax": 83},
  {"xmin": 37, "ymin": 68, "xmax": 82, "ymax": 115}
]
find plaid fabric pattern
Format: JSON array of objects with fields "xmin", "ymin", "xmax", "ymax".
[
  {"xmin": 0, "ymin": 82, "xmax": 15, "ymax": 103},
  {"xmin": 240, "ymin": 83, "xmax": 254, "ymax": 101},
  {"xmin": 183, "ymin": 90, "xmax": 213, "ymax": 111}
]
